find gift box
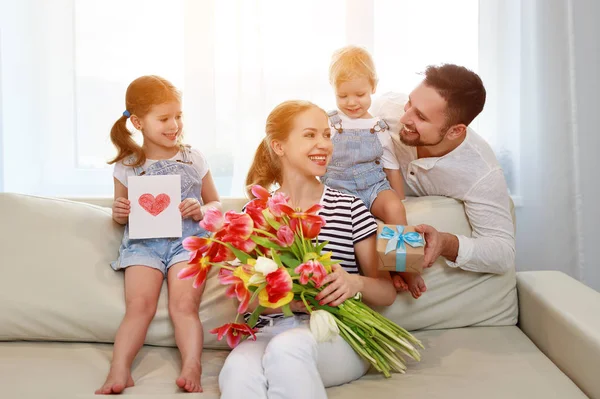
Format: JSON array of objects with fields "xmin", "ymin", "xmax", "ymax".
[{"xmin": 376, "ymin": 224, "xmax": 425, "ymax": 273}]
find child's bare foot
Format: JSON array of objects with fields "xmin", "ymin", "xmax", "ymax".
[
  {"xmin": 176, "ymin": 361, "xmax": 203, "ymax": 393},
  {"xmin": 391, "ymin": 273, "xmax": 409, "ymax": 292},
  {"xmin": 95, "ymin": 367, "xmax": 134, "ymax": 395},
  {"xmin": 399, "ymin": 272, "xmax": 427, "ymax": 299}
]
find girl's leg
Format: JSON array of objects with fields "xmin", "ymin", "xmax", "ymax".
[
  {"xmin": 166, "ymin": 261, "xmax": 205, "ymax": 393},
  {"xmin": 96, "ymin": 266, "xmax": 163, "ymax": 395},
  {"xmin": 263, "ymin": 325, "xmax": 327, "ymax": 399},
  {"xmin": 219, "ymin": 333, "xmax": 273, "ymax": 399},
  {"xmin": 371, "ymin": 190, "xmax": 427, "ymax": 298}
]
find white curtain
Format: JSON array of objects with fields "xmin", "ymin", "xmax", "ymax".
[{"xmin": 479, "ymin": 0, "xmax": 600, "ymax": 291}]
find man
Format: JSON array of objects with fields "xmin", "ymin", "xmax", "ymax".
[{"xmin": 372, "ymin": 64, "xmax": 515, "ymax": 295}]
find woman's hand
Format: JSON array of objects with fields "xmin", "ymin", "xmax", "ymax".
[
  {"xmin": 314, "ymin": 264, "xmax": 363, "ymax": 307},
  {"xmin": 180, "ymin": 198, "xmax": 203, "ymax": 221},
  {"xmin": 112, "ymin": 197, "xmax": 130, "ymax": 223}
]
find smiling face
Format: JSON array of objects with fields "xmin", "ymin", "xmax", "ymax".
[
  {"xmin": 274, "ymin": 107, "xmax": 333, "ymax": 178},
  {"xmin": 135, "ymin": 101, "xmax": 183, "ymax": 152},
  {"xmin": 398, "ymin": 83, "xmax": 450, "ymax": 147},
  {"xmin": 334, "ymin": 77, "xmax": 375, "ymax": 119}
]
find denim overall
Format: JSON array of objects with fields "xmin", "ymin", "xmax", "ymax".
[
  {"xmin": 321, "ymin": 110, "xmax": 392, "ymax": 210},
  {"xmin": 111, "ymin": 146, "xmax": 208, "ymax": 275}
]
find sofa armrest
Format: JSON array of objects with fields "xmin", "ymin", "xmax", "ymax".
[{"xmin": 517, "ymin": 271, "xmax": 600, "ymax": 399}]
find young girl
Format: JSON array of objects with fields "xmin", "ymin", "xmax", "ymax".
[
  {"xmin": 321, "ymin": 46, "xmax": 426, "ymax": 299},
  {"xmin": 217, "ymin": 100, "xmax": 397, "ymax": 399},
  {"xmin": 96, "ymin": 75, "xmax": 221, "ymax": 395}
]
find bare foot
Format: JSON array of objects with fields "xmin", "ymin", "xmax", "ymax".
[
  {"xmin": 95, "ymin": 368, "xmax": 134, "ymax": 395},
  {"xmin": 176, "ymin": 361, "xmax": 203, "ymax": 393},
  {"xmin": 399, "ymin": 272, "xmax": 427, "ymax": 299},
  {"xmin": 391, "ymin": 273, "xmax": 409, "ymax": 292}
]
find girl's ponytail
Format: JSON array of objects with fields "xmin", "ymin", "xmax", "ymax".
[{"xmin": 107, "ymin": 115, "xmax": 145, "ymax": 167}]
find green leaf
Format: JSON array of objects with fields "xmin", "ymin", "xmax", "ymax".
[
  {"xmin": 281, "ymin": 304, "xmax": 294, "ymax": 317},
  {"xmin": 247, "ymin": 306, "xmax": 265, "ymax": 328},
  {"xmin": 225, "ymin": 244, "xmax": 251, "ymax": 263},
  {"xmin": 251, "ymin": 235, "xmax": 285, "ymax": 251},
  {"xmin": 271, "ymin": 250, "xmax": 283, "ymax": 267},
  {"xmin": 280, "ymin": 254, "xmax": 301, "ymax": 268}
]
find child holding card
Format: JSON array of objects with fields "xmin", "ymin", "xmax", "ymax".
[
  {"xmin": 321, "ymin": 46, "xmax": 426, "ymax": 299},
  {"xmin": 97, "ymin": 75, "xmax": 221, "ymax": 395}
]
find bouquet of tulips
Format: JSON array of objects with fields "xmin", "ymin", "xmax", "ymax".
[{"xmin": 178, "ymin": 186, "xmax": 423, "ymax": 377}]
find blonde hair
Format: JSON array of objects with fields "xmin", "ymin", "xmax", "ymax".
[
  {"xmin": 245, "ymin": 100, "xmax": 327, "ymax": 198},
  {"xmin": 108, "ymin": 75, "xmax": 182, "ymax": 167},
  {"xmin": 329, "ymin": 45, "xmax": 378, "ymax": 89}
]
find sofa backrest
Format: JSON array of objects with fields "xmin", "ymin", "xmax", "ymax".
[{"xmin": 0, "ymin": 193, "xmax": 517, "ymax": 349}]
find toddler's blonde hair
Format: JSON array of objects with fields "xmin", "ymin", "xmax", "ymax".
[{"xmin": 329, "ymin": 45, "xmax": 378, "ymax": 89}]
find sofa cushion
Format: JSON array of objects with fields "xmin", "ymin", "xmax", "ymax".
[
  {"xmin": 0, "ymin": 193, "xmax": 237, "ymax": 349},
  {"xmin": 0, "ymin": 327, "xmax": 585, "ymax": 399},
  {"xmin": 379, "ymin": 195, "xmax": 518, "ymax": 330},
  {"xmin": 0, "ymin": 193, "xmax": 517, "ymax": 349}
]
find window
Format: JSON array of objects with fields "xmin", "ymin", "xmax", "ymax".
[{"xmin": 1, "ymin": 0, "xmax": 479, "ymax": 197}]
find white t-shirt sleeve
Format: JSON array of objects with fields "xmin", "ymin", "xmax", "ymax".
[
  {"xmin": 445, "ymin": 169, "xmax": 516, "ymax": 274},
  {"xmin": 189, "ymin": 148, "xmax": 210, "ymax": 179},
  {"xmin": 378, "ymin": 130, "xmax": 400, "ymax": 169},
  {"xmin": 113, "ymin": 162, "xmax": 134, "ymax": 187}
]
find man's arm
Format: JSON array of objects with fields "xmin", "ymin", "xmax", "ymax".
[{"xmin": 418, "ymin": 169, "xmax": 515, "ymax": 274}]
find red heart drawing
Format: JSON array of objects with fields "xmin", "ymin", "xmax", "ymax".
[{"xmin": 138, "ymin": 193, "xmax": 171, "ymax": 216}]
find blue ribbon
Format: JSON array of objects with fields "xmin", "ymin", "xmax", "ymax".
[{"xmin": 378, "ymin": 226, "xmax": 425, "ymax": 271}]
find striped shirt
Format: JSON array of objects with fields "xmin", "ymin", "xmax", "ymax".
[{"xmin": 317, "ymin": 186, "xmax": 378, "ymax": 274}]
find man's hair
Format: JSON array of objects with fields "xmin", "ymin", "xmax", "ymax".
[{"xmin": 423, "ymin": 64, "xmax": 486, "ymax": 127}]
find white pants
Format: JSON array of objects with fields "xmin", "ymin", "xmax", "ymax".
[{"xmin": 218, "ymin": 315, "xmax": 370, "ymax": 399}]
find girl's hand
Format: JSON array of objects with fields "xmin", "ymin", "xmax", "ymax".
[
  {"xmin": 180, "ymin": 198, "xmax": 203, "ymax": 221},
  {"xmin": 314, "ymin": 264, "xmax": 363, "ymax": 307},
  {"xmin": 112, "ymin": 197, "xmax": 130, "ymax": 219}
]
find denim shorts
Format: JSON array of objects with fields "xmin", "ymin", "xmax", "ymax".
[{"xmin": 110, "ymin": 235, "xmax": 195, "ymax": 276}]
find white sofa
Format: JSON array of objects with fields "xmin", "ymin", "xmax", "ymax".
[{"xmin": 0, "ymin": 193, "xmax": 599, "ymax": 399}]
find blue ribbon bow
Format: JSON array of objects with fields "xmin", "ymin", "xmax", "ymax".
[{"xmin": 378, "ymin": 226, "xmax": 425, "ymax": 271}]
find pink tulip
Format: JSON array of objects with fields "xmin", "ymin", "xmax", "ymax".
[
  {"xmin": 264, "ymin": 267, "xmax": 293, "ymax": 304},
  {"xmin": 200, "ymin": 208, "xmax": 225, "ymax": 232},
  {"xmin": 210, "ymin": 323, "xmax": 258, "ymax": 348},
  {"xmin": 251, "ymin": 185, "xmax": 270, "ymax": 200},
  {"xmin": 295, "ymin": 260, "xmax": 327, "ymax": 286},
  {"xmin": 224, "ymin": 211, "xmax": 254, "ymax": 240},
  {"xmin": 219, "ymin": 267, "xmax": 252, "ymax": 313},
  {"xmin": 275, "ymin": 225, "xmax": 295, "ymax": 247},
  {"xmin": 177, "ymin": 256, "xmax": 211, "ymax": 288},
  {"xmin": 267, "ymin": 192, "xmax": 290, "ymax": 217}
]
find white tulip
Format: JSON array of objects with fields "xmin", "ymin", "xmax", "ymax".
[
  {"xmin": 254, "ymin": 256, "xmax": 279, "ymax": 276},
  {"xmin": 309, "ymin": 310, "xmax": 340, "ymax": 342}
]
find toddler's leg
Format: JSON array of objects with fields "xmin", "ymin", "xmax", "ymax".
[
  {"xmin": 96, "ymin": 266, "xmax": 163, "ymax": 395},
  {"xmin": 263, "ymin": 326, "xmax": 327, "ymax": 399},
  {"xmin": 372, "ymin": 190, "xmax": 427, "ymax": 297},
  {"xmin": 219, "ymin": 333, "xmax": 272, "ymax": 399},
  {"xmin": 167, "ymin": 261, "xmax": 205, "ymax": 393}
]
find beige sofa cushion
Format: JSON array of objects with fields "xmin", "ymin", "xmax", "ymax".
[
  {"xmin": 0, "ymin": 194, "xmax": 236, "ymax": 349},
  {"xmin": 0, "ymin": 327, "xmax": 585, "ymax": 399},
  {"xmin": 379, "ymin": 196, "xmax": 518, "ymax": 330},
  {"xmin": 0, "ymin": 193, "xmax": 516, "ymax": 349}
]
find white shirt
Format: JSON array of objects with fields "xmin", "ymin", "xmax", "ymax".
[
  {"xmin": 395, "ymin": 130, "xmax": 515, "ymax": 274},
  {"xmin": 371, "ymin": 92, "xmax": 515, "ymax": 274},
  {"xmin": 333, "ymin": 112, "xmax": 400, "ymax": 170},
  {"xmin": 113, "ymin": 148, "xmax": 209, "ymax": 187}
]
